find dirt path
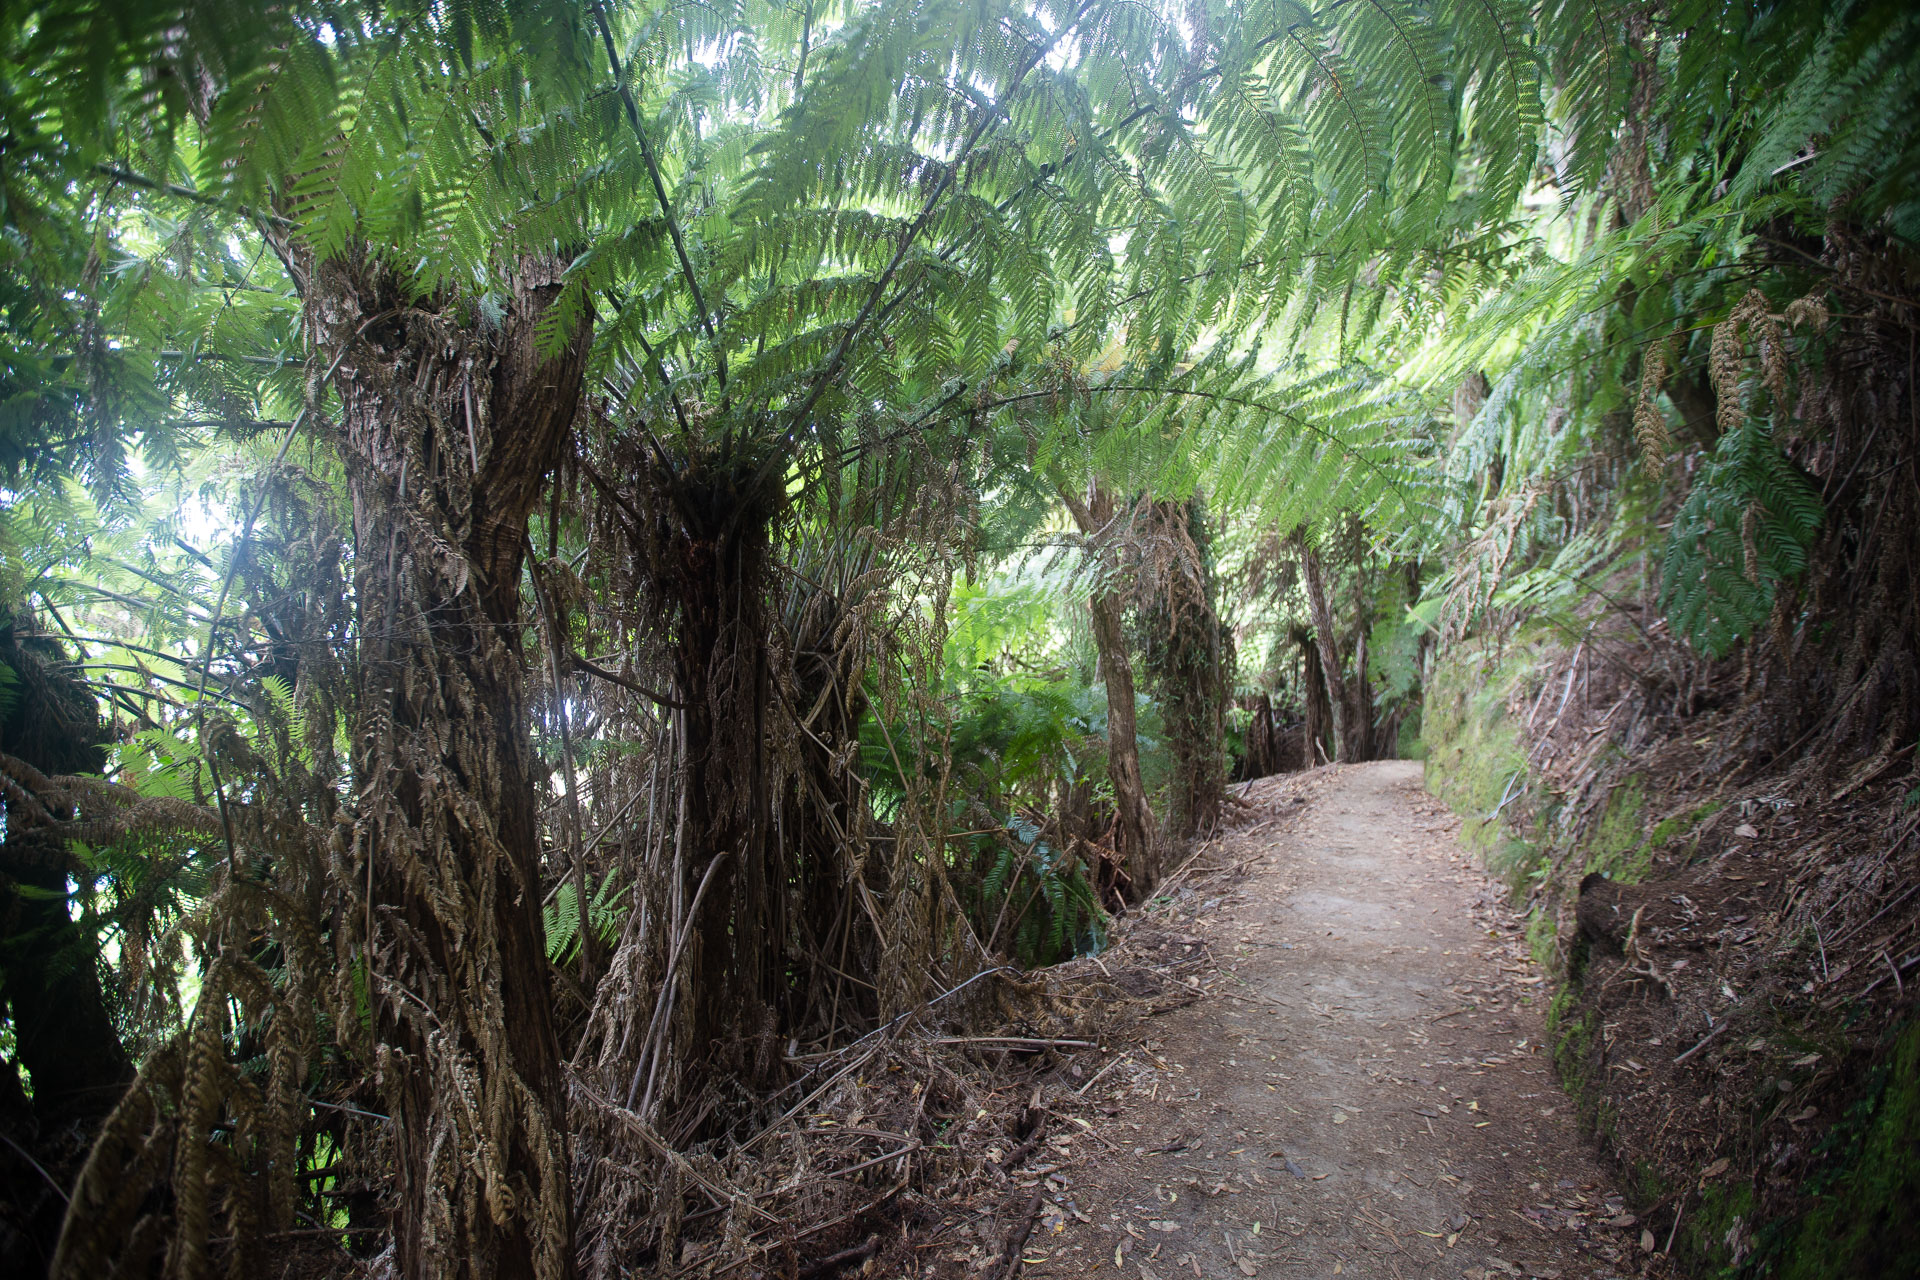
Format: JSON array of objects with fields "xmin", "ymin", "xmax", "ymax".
[{"xmin": 1022, "ymin": 763, "xmax": 1663, "ymax": 1280}]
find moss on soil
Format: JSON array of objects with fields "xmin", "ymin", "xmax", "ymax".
[
  {"xmin": 1423, "ymin": 644, "xmax": 1919, "ymax": 1280},
  {"xmin": 1525, "ymin": 905, "xmax": 1557, "ymax": 968},
  {"xmin": 1756, "ymin": 1020, "xmax": 1920, "ymax": 1279},
  {"xmin": 1582, "ymin": 772, "xmax": 1649, "ymax": 883},
  {"xmin": 1422, "ymin": 647, "xmax": 1538, "ymax": 879}
]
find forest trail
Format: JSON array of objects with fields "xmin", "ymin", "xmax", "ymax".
[{"xmin": 1023, "ymin": 763, "xmax": 1661, "ymax": 1280}]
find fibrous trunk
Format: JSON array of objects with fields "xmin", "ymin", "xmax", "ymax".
[
  {"xmin": 1061, "ymin": 483, "xmax": 1157, "ymax": 897},
  {"xmin": 1299, "ymin": 529, "xmax": 1373, "ymax": 764},
  {"xmin": 1090, "ymin": 586, "xmax": 1158, "ymax": 893},
  {"xmin": 315, "ymin": 254, "xmax": 588, "ymax": 1280},
  {"xmin": 0, "ymin": 626, "xmax": 127, "ymax": 1272},
  {"xmin": 606, "ymin": 451, "xmax": 790, "ymax": 1115},
  {"xmin": 1141, "ymin": 498, "xmax": 1230, "ymax": 838},
  {"xmin": 1297, "ymin": 628, "xmax": 1335, "ymax": 767}
]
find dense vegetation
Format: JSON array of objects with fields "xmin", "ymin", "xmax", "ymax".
[{"xmin": 0, "ymin": 0, "xmax": 1914, "ymax": 1276}]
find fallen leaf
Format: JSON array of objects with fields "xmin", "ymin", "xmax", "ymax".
[
  {"xmin": 1237, "ymin": 1260, "xmax": 1257, "ymax": 1276},
  {"xmin": 1332, "ymin": 1111, "xmax": 1348, "ymax": 1124},
  {"xmin": 1641, "ymin": 1228, "xmax": 1657, "ymax": 1252},
  {"xmin": 1735, "ymin": 823, "xmax": 1760, "ymax": 839},
  {"xmin": 1701, "ymin": 1157, "xmax": 1731, "ymax": 1179},
  {"xmin": 1149, "ymin": 1220, "xmax": 1181, "ymax": 1233}
]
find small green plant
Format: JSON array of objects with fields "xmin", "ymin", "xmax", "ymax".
[
  {"xmin": 983, "ymin": 817, "xmax": 1107, "ymax": 967},
  {"xmin": 543, "ymin": 871, "xmax": 626, "ymax": 966},
  {"xmin": 1660, "ymin": 418, "xmax": 1823, "ymax": 658}
]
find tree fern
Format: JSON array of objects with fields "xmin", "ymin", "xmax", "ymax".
[
  {"xmin": 1659, "ymin": 417, "xmax": 1822, "ymax": 658},
  {"xmin": 543, "ymin": 870, "xmax": 627, "ymax": 966}
]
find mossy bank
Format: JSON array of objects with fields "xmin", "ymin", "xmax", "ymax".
[{"xmin": 1421, "ymin": 643, "xmax": 1920, "ymax": 1279}]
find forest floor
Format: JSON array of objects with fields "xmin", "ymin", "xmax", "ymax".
[{"xmin": 1002, "ymin": 762, "xmax": 1672, "ymax": 1280}]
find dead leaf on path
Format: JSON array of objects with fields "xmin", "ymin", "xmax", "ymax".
[
  {"xmin": 1642, "ymin": 1228, "xmax": 1657, "ymax": 1252},
  {"xmin": 1139, "ymin": 1266, "xmax": 1163, "ymax": 1280},
  {"xmin": 1149, "ymin": 1219, "xmax": 1181, "ymax": 1232},
  {"xmin": 1702, "ymin": 1157, "xmax": 1731, "ymax": 1179},
  {"xmin": 1735, "ymin": 823, "xmax": 1760, "ymax": 838},
  {"xmin": 1237, "ymin": 1259, "xmax": 1258, "ymax": 1276}
]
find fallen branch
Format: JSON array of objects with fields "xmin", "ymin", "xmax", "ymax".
[
  {"xmin": 929, "ymin": 1036, "xmax": 1094, "ymax": 1049},
  {"xmin": 989, "ymin": 1190, "xmax": 1045, "ymax": 1280},
  {"xmin": 1074, "ymin": 1052, "xmax": 1131, "ymax": 1096},
  {"xmin": 1673, "ymin": 1020, "xmax": 1729, "ymax": 1065},
  {"xmin": 797, "ymin": 1234, "xmax": 879, "ymax": 1278}
]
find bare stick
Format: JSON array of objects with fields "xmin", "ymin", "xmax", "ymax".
[
  {"xmin": 1673, "ymin": 1020, "xmax": 1728, "ymax": 1065},
  {"xmin": 1075, "ymin": 1052, "xmax": 1131, "ymax": 1097},
  {"xmin": 627, "ymin": 851, "xmax": 731, "ymax": 1110},
  {"xmin": 991, "ymin": 1191, "xmax": 1045, "ymax": 1280}
]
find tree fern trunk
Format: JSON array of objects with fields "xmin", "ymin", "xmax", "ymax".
[
  {"xmin": 1299, "ymin": 530, "xmax": 1366, "ymax": 762},
  {"xmin": 1296, "ymin": 629, "xmax": 1335, "ymax": 767},
  {"xmin": 605, "ymin": 452, "xmax": 791, "ymax": 1114},
  {"xmin": 1061, "ymin": 483, "xmax": 1158, "ymax": 897},
  {"xmin": 1089, "ymin": 585, "xmax": 1158, "ymax": 894},
  {"xmin": 1142, "ymin": 498, "xmax": 1230, "ymax": 837},
  {"xmin": 316, "ymin": 254, "xmax": 588, "ymax": 1280}
]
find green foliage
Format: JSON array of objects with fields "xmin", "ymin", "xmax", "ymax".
[
  {"xmin": 982, "ymin": 816, "xmax": 1106, "ymax": 967},
  {"xmin": 543, "ymin": 871, "xmax": 627, "ymax": 967},
  {"xmin": 1659, "ymin": 418, "xmax": 1823, "ymax": 658},
  {"xmin": 1405, "ymin": 0, "xmax": 1919, "ymax": 670},
  {"xmin": 6, "ymin": 0, "xmax": 1912, "ymax": 1268},
  {"xmin": 1720, "ymin": 0, "xmax": 1920, "ymax": 244},
  {"xmin": 1581, "ymin": 774, "xmax": 1649, "ymax": 884},
  {"xmin": 1421, "ymin": 643, "xmax": 1536, "ymax": 855}
]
